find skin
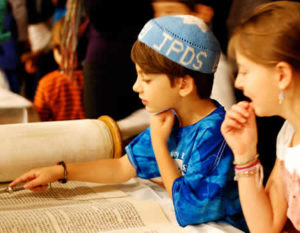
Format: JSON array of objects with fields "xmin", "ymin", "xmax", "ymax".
[
  {"xmin": 193, "ymin": 4, "xmax": 214, "ymax": 23},
  {"xmin": 10, "ymin": 64, "xmax": 216, "ymax": 201},
  {"xmin": 221, "ymin": 50, "xmax": 300, "ymax": 232},
  {"xmin": 152, "ymin": 1, "xmax": 192, "ymax": 18}
]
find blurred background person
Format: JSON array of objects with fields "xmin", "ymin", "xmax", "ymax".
[
  {"xmin": 0, "ymin": 2, "xmax": 21, "ymax": 93},
  {"xmin": 33, "ymin": 17, "xmax": 86, "ymax": 121},
  {"xmin": 21, "ymin": 0, "xmax": 58, "ymax": 100},
  {"xmin": 151, "ymin": 0, "xmax": 194, "ymax": 17},
  {"xmin": 82, "ymin": 1, "xmax": 153, "ymax": 121}
]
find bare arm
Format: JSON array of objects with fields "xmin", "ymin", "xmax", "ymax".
[
  {"xmin": 150, "ymin": 110, "xmax": 181, "ymax": 198},
  {"xmin": 237, "ymin": 158, "xmax": 287, "ymax": 233},
  {"xmin": 10, "ymin": 155, "xmax": 136, "ymax": 191},
  {"xmin": 152, "ymin": 140, "xmax": 181, "ymax": 198},
  {"xmin": 67, "ymin": 155, "xmax": 136, "ymax": 184},
  {"xmin": 221, "ymin": 101, "xmax": 287, "ymax": 233}
]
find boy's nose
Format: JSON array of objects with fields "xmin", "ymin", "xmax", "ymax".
[{"xmin": 132, "ymin": 79, "xmax": 141, "ymax": 93}]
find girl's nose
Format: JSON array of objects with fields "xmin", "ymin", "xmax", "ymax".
[{"xmin": 234, "ymin": 75, "xmax": 243, "ymax": 90}]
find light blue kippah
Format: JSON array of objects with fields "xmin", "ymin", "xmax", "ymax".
[{"xmin": 138, "ymin": 15, "xmax": 221, "ymax": 74}]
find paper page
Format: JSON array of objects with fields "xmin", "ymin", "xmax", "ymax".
[
  {"xmin": 0, "ymin": 181, "xmax": 127, "ymax": 210},
  {"xmin": 0, "ymin": 181, "xmax": 185, "ymax": 233}
]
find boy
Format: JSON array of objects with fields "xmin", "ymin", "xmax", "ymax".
[
  {"xmin": 33, "ymin": 17, "xmax": 85, "ymax": 121},
  {"xmin": 11, "ymin": 15, "xmax": 246, "ymax": 231}
]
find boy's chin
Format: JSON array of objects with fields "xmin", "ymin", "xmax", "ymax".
[
  {"xmin": 145, "ymin": 106, "xmax": 163, "ymax": 114},
  {"xmin": 146, "ymin": 107, "xmax": 171, "ymax": 115},
  {"xmin": 146, "ymin": 108, "xmax": 158, "ymax": 114}
]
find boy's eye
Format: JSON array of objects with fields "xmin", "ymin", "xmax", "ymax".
[{"xmin": 142, "ymin": 79, "xmax": 151, "ymax": 83}]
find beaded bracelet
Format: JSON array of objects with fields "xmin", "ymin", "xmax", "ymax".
[
  {"xmin": 235, "ymin": 158, "xmax": 260, "ymax": 170},
  {"xmin": 56, "ymin": 161, "xmax": 68, "ymax": 183},
  {"xmin": 234, "ymin": 161, "xmax": 264, "ymax": 188},
  {"xmin": 233, "ymin": 153, "xmax": 259, "ymax": 166}
]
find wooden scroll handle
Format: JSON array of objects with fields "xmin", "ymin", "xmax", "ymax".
[{"xmin": 98, "ymin": 115, "xmax": 123, "ymax": 159}]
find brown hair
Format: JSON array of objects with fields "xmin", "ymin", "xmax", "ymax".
[
  {"xmin": 228, "ymin": 1, "xmax": 300, "ymax": 71},
  {"xmin": 130, "ymin": 40, "xmax": 214, "ymax": 99},
  {"xmin": 51, "ymin": 17, "xmax": 65, "ymax": 52}
]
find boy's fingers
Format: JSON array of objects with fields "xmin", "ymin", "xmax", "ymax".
[
  {"xmin": 10, "ymin": 173, "xmax": 35, "ymax": 187},
  {"xmin": 24, "ymin": 178, "xmax": 44, "ymax": 189}
]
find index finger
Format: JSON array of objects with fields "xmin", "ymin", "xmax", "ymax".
[{"xmin": 9, "ymin": 172, "xmax": 37, "ymax": 187}]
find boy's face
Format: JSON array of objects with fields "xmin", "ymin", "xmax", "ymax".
[{"xmin": 132, "ymin": 64, "xmax": 181, "ymax": 113}]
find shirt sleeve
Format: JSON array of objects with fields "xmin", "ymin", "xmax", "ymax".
[
  {"xmin": 125, "ymin": 128, "xmax": 161, "ymax": 179},
  {"xmin": 172, "ymin": 130, "xmax": 240, "ymax": 226}
]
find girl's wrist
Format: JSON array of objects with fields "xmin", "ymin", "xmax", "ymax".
[{"xmin": 233, "ymin": 151, "xmax": 258, "ymax": 165}]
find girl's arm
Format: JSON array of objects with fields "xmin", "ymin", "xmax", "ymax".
[
  {"xmin": 237, "ymin": 158, "xmax": 287, "ymax": 233},
  {"xmin": 10, "ymin": 155, "xmax": 136, "ymax": 191},
  {"xmin": 221, "ymin": 101, "xmax": 287, "ymax": 233}
]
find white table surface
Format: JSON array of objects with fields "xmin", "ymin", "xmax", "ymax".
[
  {"xmin": 116, "ymin": 178, "xmax": 244, "ymax": 233},
  {"xmin": 0, "ymin": 88, "xmax": 39, "ymax": 124}
]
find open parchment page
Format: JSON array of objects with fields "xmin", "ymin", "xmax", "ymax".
[{"xmin": 0, "ymin": 181, "xmax": 185, "ymax": 233}]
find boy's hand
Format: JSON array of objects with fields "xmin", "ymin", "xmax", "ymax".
[
  {"xmin": 221, "ymin": 101, "xmax": 258, "ymax": 162},
  {"xmin": 150, "ymin": 109, "xmax": 175, "ymax": 144},
  {"xmin": 9, "ymin": 165, "xmax": 64, "ymax": 192}
]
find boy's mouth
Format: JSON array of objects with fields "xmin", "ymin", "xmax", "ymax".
[{"xmin": 141, "ymin": 99, "xmax": 147, "ymax": 105}]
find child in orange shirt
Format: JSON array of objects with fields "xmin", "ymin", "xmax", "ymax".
[{"xmin": 33, "ymin": 18, "xmax": 85, "ymax": 121}]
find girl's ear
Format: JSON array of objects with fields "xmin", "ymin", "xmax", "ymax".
[
  {"xmin": 178, "ymin": 75, "xmax": 194, "ymax": 97},
  {"xmin": 276, "ymin": 61, "xmax": 293, "ymax": 90}
]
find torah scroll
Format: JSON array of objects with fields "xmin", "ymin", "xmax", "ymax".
[{"xmin": 0, "ymin": 116, "xmax": 122, "ymax": 182}]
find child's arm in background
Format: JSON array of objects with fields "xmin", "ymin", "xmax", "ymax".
[
  {"xmin": 10, "ymin": 155, "xmax": 136, "ymax": 191},
  {"xmin": 150, "ymin": 109, "xmax": 181, "ymax": 198},
  {"xmin": 221, "ymin": 101, "xmax": 287, "ymax": 233}
]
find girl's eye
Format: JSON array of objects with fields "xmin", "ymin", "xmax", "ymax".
[{"xmin": 238, "ymin": 70, "xmax": 247, "ymax": 76}]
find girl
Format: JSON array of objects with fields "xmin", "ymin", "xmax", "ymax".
[{"xmin": 221, "ymin": 1, "xmax": 300, "ymax": 232}]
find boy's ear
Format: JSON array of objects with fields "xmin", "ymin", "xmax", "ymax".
[
  {"xmin": 178, "ymin": 75, "xmax": 194, "ymax": 97},
  {"xmin": 276, "ymin": 61, "xmax": 293, "ymax": 90}
]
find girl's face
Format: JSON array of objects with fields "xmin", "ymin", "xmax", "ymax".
[
  {"xmin": 235, "ymin": 51, "xmax": 280, "ymax": 117},
  {"xmin": 132, "ymin": 64, "xmax": 181, "ymax": 113}
]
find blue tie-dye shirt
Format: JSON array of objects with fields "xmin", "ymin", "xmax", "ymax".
[{"xmin": 126, "ymin": 102, "xmax": 247, "ymax": 231}]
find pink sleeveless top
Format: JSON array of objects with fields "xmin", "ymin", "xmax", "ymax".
[{"xmin": 277, "ymin": 121, "xmax": 300, "ymax": 230}]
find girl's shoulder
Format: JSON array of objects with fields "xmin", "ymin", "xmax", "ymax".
[
  {"xmin": 276, "ymin": 120, "xmax": 295, "ymax": 161},
  {"xmin": 277, "ymin": 121, "xmax": 300, "ymax": 176}
]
